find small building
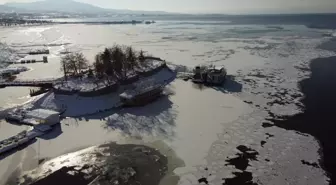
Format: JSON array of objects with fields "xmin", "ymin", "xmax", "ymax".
[
  {"xmin": 24, "ymin": 109, "xmax": 60, "ymax": 126},
  {"xmin": 192, "ymin": 65, "xmax": 227, "ymax": 85},
  {"xmin": 43, "ymin": 56, "xmax": 48, "ymax": 63}
]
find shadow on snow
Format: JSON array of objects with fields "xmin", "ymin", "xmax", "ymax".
[
  {"xmin": 76, "ymin": 95, "xmax": 177, "ymax": 139},
  {"xmin": 105, "ymin": 96, "xmax": 176, "ymax": 138},
  {"xmin": 37, "ymin": 124, "xmax": 63, "ymax": 140}
]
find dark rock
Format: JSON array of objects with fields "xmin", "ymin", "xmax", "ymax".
[
  {"xmin": 266, "ymin": 133, "xmax": 274, "ymax": 139},
  {"xmin": 301, "ymin": 160, "xmax": 320, "ymax": 168},
  {"xmin": 262, "ymin": 122, "xmax": 274, "ymax": 128},
  {"xmin": 244, "ymin": 100, "xmax": 253, "ymax": 104},
  {"xmin": 223, "ymin": 171, "xmax": 258, "ymax": 185},
  {"xmin": 225, "ymin": 146, "xmax": 259, "ymax": 171},
  {"xmin": 198, "ymin": 177, "xmax": 209, "ymax": 184}
]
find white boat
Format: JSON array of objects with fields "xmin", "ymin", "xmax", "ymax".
[
  {"xmin": 0, "ymin": 142, "xmax": 18, "ymax": 154},
  {"xmin": 0, "ymin": 119, "xmax": 54, "ymax": 155},
  {"xmin": 0, "ymin": 131, "xmax": 32, "ymax": 155},
  {"xmin": 0, "ymin": 136, "xmax": 20, "ymax": 154}
]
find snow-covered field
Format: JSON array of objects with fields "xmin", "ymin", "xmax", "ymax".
[{"xmin": 0, "ymin": 20, "xmax": 335, "ymax": 185}]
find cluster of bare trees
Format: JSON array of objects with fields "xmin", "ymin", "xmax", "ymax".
[
  {"xmin": 60, "ymin": 52, "xmax": 89, "ymax": 80},
  {"xmin": 93, "ymin": 45, "xmax": 146, "ymax": 80},
  {"xmin": 60, "ymin": 45, "xmax": 147, "ymax": 81}
]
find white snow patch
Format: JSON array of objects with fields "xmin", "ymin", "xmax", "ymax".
[{"xmin": 53, "ymin": 77, "xmax": 114, "ymax": 92}]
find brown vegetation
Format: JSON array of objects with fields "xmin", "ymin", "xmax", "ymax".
[{"xmin": 60, "ymin": 52, "xmax": 89, "ymax": 80}]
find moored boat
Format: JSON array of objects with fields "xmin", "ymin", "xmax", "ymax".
[
  {"xmin": 0, "ymin": 131, "xmax": 29, "ymax": 154},
  {"xmin": 192, "ymin": 65, "xmax": 227, "ymax": 85}
]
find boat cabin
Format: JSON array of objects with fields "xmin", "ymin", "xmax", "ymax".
[
  {"xmin": 192, "ymin": 65, "xmax": 227, "ymax": 85},
  {"xmin": 24, "ymin": 109, "xmax": 60, "ymax": 126},
  {"xmin": 206, "ymin": 66, "xmax": 227, "ymax": 85}
]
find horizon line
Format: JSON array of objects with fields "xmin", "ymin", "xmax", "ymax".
[{"xmin": 1, "ymin": 1, "xmax": 336, "ymax": 15}]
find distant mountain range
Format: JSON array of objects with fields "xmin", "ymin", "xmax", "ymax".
[{"xmin": 2, "ymin": 0, "xmax": 168, "ymax": 14}]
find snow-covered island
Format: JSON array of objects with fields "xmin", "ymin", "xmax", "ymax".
[{"xmin": 14, "ymin": 45, "xmax": 177, "ymax": 117}]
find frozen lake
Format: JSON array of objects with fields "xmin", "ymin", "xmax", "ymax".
[{"xmin": 0, "ymin": 17, "xmax": 335, "ymax": 185}]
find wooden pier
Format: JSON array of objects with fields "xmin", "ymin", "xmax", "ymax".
[{"xmin": 0, "ymin": 79, "xmax": 59, "ymax": 88}]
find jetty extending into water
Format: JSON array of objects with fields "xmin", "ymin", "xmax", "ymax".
[
  {"xmin": 0, "ymin": 79, "xmax": 59, "ymax": 88},
  {"xmin": 0, "ymin": 19, "xmax": 155, "ymax": 27},
  {"xmin": 1, "ymin": 108, "xmax": 60, "ymax": 155},
  {"xmin": 0, "ymin": 130, "xmax": 40, "ymax": 154}
]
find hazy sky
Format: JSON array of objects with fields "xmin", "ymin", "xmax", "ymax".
[{"xmin": 1, "ymin": 0, "xmax": 336, "ymax": 14}]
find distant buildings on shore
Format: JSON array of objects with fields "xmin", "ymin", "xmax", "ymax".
[{"xmin": 0, "ymin": 18, "xmax": 52, "ymax": 26}]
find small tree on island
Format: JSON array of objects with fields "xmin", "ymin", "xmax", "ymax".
[
  {"xmin": 110, "ymin": 45, "xmax": 124, "ymax": 79},
  {"xmin": 101, "ymin": 48, "xmax": 114, "ymax": 77},
  {"xmin": 60, "ymin": 57, "xmax": 68, "ymax": 81},
  {"xmin": 94, "ymin": 54, "xmax": 105, "ymax": 78},
  {"xmin": 75, "ymin": 52, "xmax": 89, "ymax": 74},
  {"xmin": 125, "ymin": 46, "xmax": 137, "ymax": 71},
  {"xmin": 60, "ymin": 52, "xmax": 88, "ymax": 78},
  {"xmin": 138, "ymin": 50, "xmax": 145, "ymax": 64}
]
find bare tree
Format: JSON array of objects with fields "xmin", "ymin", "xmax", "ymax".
[
  {"xmin": 60, "ymin": 53, "xmax": 76, "ymax": 75},
  {"xmin": 60, "ymin": 56, "xmax": 68, "ymax": 81},
  {"xmin": 74, "ymin": 52, "xmax": 89, "ymax": 74},
  {"xmin": 101, "ymin": 48, "xmax": 114, "ymax": 77},
  {"xmin": 110, "ymin": 45, "xmax": 124, "ymax": 79},
  {"xmin": 94, "ymin": 53, "xmax": 104, "ymax": 78},
  {"xmin": 61, "ymin": 52, "xmax": 88, "ymax": 77}
]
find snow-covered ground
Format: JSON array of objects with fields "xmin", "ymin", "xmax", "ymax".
[
  {"xmin": 30, "ymin": 67, "xmax": 175, "ymax": 117},
  {"xmin": 0, "ymin": 22, "xmax": 335, "ymax": 185},
  {"xmin": 53, "ymin": 77, "xmax": 112, "ymax": 92},
  {"xmin": 52, "ymin": 59, "xmax": 166, "ymax": 92}
]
